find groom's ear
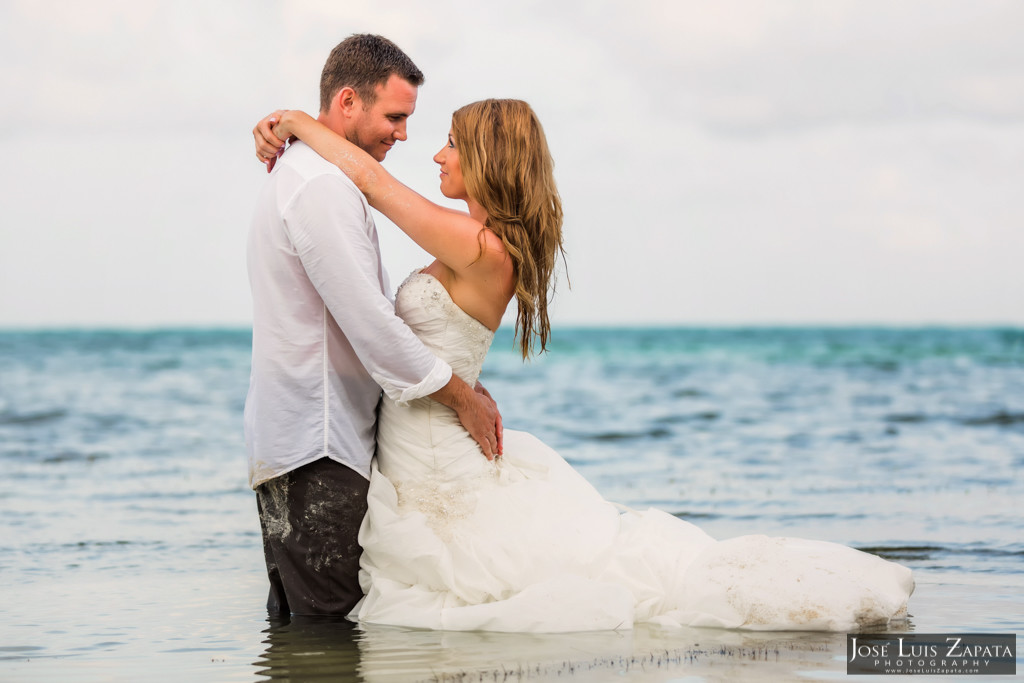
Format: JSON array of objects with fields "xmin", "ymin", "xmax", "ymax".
[{"xmin": 335, "ymin": 87, "xmax": 359, "ymax": 117}]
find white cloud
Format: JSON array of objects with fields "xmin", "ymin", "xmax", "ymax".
[
  {"xmin": 0, "ymin": 0, "xmax": 1022, "ymax": 327},
  {"xmin": 574, "ymin": 0, "xmax": 1024, "ymax": 133}
]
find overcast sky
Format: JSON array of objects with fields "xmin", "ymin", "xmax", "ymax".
[{"xmin": 1, "ymin": 0, "xmax": 1022, "ymax": 328}]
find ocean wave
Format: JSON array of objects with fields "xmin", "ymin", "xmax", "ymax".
[
  {"xmin": 0, "ymin": 408, "xmax": 67, "ymax": 426},
  {"xmin": 885, "ymin": 413, "xmax": 929, "ymax": 424},
  {"xmin": 856, "ymin": 544, "xmax": 1024, "ymax": 562},
  {"xmin": 959, "ymin": 411, "xmax": 1024, "ymax": 427},
  {"xmin": 41, "ymin": 451, "xmax": 110, "ymax": 464},
  {"xmin": 884, "ymin": 411, "xmax": 1024, "ymax": 428},
  {"xmin": 574, "ymin": 427, "xmax": 674, "ymax": 442},
  {"xmin": 654, "ymin": 411, "xmax": 721, "ymax": 424}
]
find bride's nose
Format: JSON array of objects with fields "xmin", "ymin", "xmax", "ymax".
[{"xmin": 433, "ymin": 148, "xmax": 445, "ymax": 165}]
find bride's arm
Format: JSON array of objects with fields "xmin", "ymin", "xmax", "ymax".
[{"xmin": 270, "ymin": 110, "xmax": 502, "ymax": 272}]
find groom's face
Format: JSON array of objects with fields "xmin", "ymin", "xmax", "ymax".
[{"xmin": 348, "ymin": 74, "xmax": 418, "ymax": 162}]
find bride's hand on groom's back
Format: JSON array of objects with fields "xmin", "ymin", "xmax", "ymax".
[{"xmin": 253, "ymin": 109, "xmax": 290, "ymax": 173}]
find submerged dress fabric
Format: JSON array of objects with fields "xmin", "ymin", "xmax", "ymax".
[{"xmin": 352, "ymin": 272, "xmax": 914, "ymax": 632}]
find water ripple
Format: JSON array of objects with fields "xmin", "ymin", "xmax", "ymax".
[{"xmin": 0, "ymin": 409, "xmax": 68, "ymax": 426}]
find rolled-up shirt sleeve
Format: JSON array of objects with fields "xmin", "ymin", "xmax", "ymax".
[{"xmin": 282, "ymin": 173, "xmax": 452, "ymax": 403}]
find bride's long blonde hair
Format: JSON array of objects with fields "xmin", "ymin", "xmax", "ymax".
[{"xmin": 451, "ymin": 99, "xmax": 565, "ymax": 359}]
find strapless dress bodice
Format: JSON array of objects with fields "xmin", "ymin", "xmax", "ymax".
[{"xmin": 394, "ymin": 271, "xmax": 495, "ymax": 388}]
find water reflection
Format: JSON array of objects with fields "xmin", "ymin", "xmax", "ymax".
[
  {"xmin": 254, "ymin": 616, "xmax": 364, "ymax": 681},
  {"xmin": 355, "ymin": 625, "xmax": 638, "ymax": 682},
  {"xmin": 254, "ymin": 617, "xmax": 846, "ymax": 682}
]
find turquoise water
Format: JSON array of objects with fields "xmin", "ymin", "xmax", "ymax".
[{"xmin": 0, "ymin": 327, "xmax": 1021, "ymax": 681}]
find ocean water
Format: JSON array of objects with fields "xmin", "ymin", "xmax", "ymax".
[{"xmin": 0, "ymin": 326, "xmax": 1021, "ymax": 681}]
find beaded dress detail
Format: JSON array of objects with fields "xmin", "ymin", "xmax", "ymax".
[{"xmin": 353, "ymin": 271, "xmax": 914, "ymax": 633}]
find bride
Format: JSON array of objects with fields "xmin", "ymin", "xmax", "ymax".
[{"xmin": 254, "ymin": 100, "xmax": 913, "ymax": 633}]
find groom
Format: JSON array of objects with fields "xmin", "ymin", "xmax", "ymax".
[{"xmin": 245, "ymin": 34, "xmax": 500, "ymax": 617}]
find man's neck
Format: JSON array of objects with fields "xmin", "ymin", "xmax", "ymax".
[{"xmin": 318, "ymin": 110, "xmax": 350, "ymax": 142}]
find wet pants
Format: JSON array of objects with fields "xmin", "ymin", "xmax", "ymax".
[{"xmin": 256, "ymin": 457, "xmax": 370, "ymax": 616}]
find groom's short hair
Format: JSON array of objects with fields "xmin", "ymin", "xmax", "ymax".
[{"xmin": 320, "ymin": 34, "xmax": 424, "ymax": 112}]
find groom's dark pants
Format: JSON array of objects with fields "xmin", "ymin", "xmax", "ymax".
[{"xmin": 256, "ymin": 457, "xmax": 370, "ymax": 617}]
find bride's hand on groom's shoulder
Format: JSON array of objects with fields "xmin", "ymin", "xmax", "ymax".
[{"xmin": 253, "ymin": 109, "xmax": 290, "ymax": 173}]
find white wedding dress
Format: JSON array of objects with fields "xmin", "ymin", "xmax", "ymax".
[{"xmin": 352, "ymin": 272, "xmax": 914, "ymax": 633}]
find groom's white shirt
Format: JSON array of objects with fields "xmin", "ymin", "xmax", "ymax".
[{"xmin": 244, "ymin": 141, "xmax": 452, "ymax": 488}]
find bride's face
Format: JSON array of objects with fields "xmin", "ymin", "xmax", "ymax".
[{"xmin": 433, "ymin": 130, "xmax": 467, "ymax": 201}]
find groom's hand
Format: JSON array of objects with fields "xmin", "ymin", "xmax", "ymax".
[
  {"xmin": 431, "ymin": 377, "xmax": 501, "ymax": 460},
  {"xmin": 474, "ymin": 382, "xmax": 503, "ymax": 457},
  {"xmin": 461, "ymin": 389, "xmax": 501, "ymax": 461}
]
